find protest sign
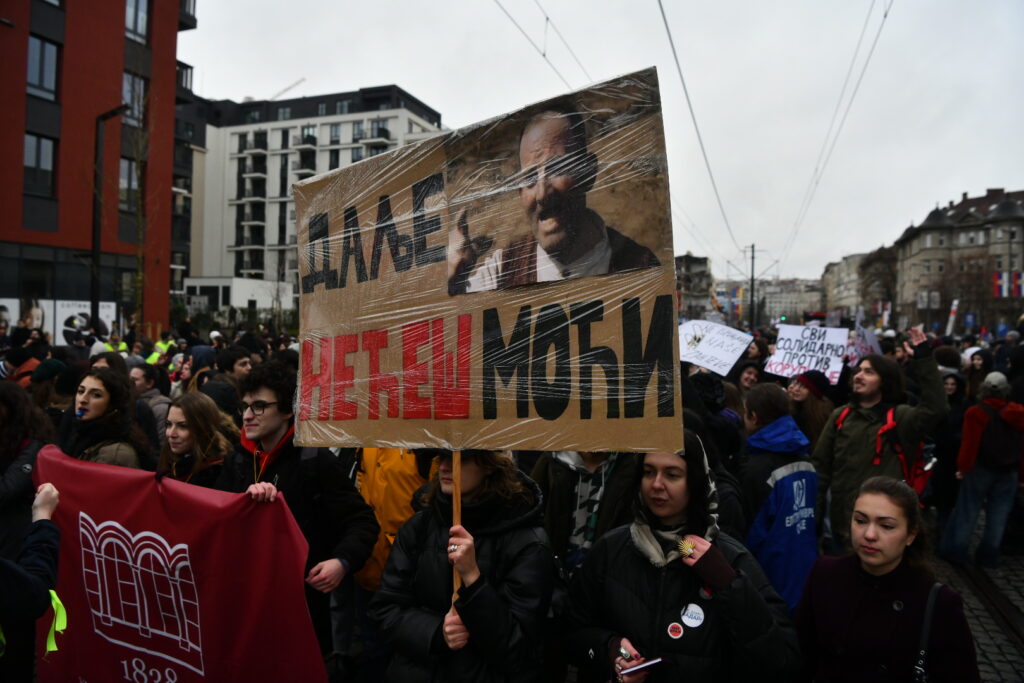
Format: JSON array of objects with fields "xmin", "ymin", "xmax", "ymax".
[
  {"xmin": 764, "ymin": 324, "xmax": 847, "ymax": 384},
  {"xmin": 847, "ymin": 317, "xmax": 880, "ymax": 366},
  {"xmin": 678, "ymin": 320, "xmax": 752, "ymax": 376},
  {"xmin": 294, "ymin": 68, "xmax": 681, "ymax": 452},
  {"xmin": 34, "ymin": 447, "xmax": 326, "ymax": 683}
]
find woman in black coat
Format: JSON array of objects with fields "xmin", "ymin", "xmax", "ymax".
[
  {"xmin": 565, "ymin": 430, "xmax": 800, "ymax": 682},
  {"xmin": 370, "ymin": 450, "xmax": 553, "ymax": 682},
  {"xmin": 795, "ymin": 476, "xmax": 979, "ymax": 682}
]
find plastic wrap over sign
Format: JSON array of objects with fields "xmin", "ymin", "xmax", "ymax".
[{"xmin": 295, "ymin": 68, "xmax": 681, "ymax": 452}]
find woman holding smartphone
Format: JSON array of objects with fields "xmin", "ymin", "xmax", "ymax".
[
  {"xmin": 565, "ymin": 430, "xmax": 800, "ymax": 682},
  {"xmin": 795, "ymin": 476, "xmax": 979, "ymax": 682}
]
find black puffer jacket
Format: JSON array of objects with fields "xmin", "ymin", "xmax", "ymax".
[
  {"xmin": 565, "ymin": 452, "xmax": 800, "ymax": 682},
  {"xmin": 370, "ymin": 473, "xmax": 553, "ymax": 682},
  {"xmin": 216, "ymin": 439, "xmax": 378, "ymax": 574},
  {"xmin": 0, "ymin": 440, "xmax": 42, "ymax": 561}
]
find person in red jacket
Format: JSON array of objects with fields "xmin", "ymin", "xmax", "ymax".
[{"xmin": 939, "ymin": 371, "xmax": 1024, "ymax": 567}]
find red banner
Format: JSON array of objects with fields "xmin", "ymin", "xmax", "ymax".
[{"xmin": 33, "ymin": 446, "xmax": 327, "ymax": 682}]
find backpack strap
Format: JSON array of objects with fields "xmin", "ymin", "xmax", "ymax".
[
  {"xmin": 913, "ymin": 582, "xmax": 943, "ymax": 682},
  {"xmin": 875, "ymin": 407, "xmax": 902, "ymax": 464}
]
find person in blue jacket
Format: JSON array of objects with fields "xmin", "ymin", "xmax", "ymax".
[{"xmin": 741, "ymin": 383, "xmax": 818, "ymax": 610}]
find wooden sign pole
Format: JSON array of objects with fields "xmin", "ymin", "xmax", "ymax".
[{"xmin": 452, "ymin": 450, "xmax": 462, "ymax": 601}]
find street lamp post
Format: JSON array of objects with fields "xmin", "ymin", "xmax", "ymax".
[{"xmin": 91, "ymin": 104, "xmax": 130, "ymax": 335}]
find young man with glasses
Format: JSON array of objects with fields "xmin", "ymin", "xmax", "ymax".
[{"xmin": 215, "ymin": 361, "xmax": 378, "ymax": 657}]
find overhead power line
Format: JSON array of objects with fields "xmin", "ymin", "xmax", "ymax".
[
  {"xmin": 492, "ymin": 0, "xmax": 572, "ymax": 89},
  {"xmin": 785, "ymin": 0, "xmax": 877, "ymax": 254},
  {"xmin": 780, "ymin": 0, "xmax": 895, "ymax": 268},
  {"xmin": 656, "ymin": 0, "xmax": 743, "ymax": 254},
  {"xmin": 532, "ymin": 0, "xmax": 592, "ymax": 82}
]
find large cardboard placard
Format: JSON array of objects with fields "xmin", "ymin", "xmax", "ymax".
[
  {"xmin": 764, "ymin": 324, "xmax": 848, "ymax": 384},
  {"xmin": 678, "ymin": 320, "xmax": 752, "ymax": 376},
  {"xmin": 294, "ymin": 69, "xmax": 681, "ymax": 452}
]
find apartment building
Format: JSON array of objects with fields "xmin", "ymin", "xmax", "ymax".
[
  {"xmin": 180, "ymin": 86, "xmax": 443, "ymax": 310},
  {"xmin": 894, "ymin": 188, "xmax": 1024, "ymax": 329},
  {"xmin": 0, "ymin": 0, "xmax": 195, "ymax": 338},
  {"xmin": 821, "ymin": 253, "xmax": 866, "ymax": 317}
]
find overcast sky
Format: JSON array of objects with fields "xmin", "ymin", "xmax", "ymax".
[{"xmin": 178, "ymin": 0, "xmax": 1024, "ymax": 281}]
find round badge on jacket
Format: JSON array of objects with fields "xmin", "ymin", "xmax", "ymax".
[
  {"xmin": 667, "ymin": 622, "xmax": 684, "ymax": 639},
  {"xmin": 681, "ymin": 603, "xmax": 705, "ymax": 628}
]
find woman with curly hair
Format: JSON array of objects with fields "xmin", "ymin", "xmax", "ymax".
[
  {"xmin": 159, "ymin": 391, "xmax": 238, "ymax": 488},
  {"xmin": 60, "ymin": 367, "xmax": 147, "ymax": 468},
  {"xmin": 371, "ymin": 450, "xmax": 553, "ymax": 682}
]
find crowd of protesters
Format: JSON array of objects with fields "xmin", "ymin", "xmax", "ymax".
[{"xmin": 5, "ymin": 313, "xmax": 1024, "ymax": 682}]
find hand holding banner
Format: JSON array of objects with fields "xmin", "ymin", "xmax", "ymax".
[{"xmin": 34, "ymin": 447, "xmax": 327, "ymax": 683}]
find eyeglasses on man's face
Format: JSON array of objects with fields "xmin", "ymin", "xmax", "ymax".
[{"xmin": 239, "ymin": 400, "xmax": 278, "ymax": 416}]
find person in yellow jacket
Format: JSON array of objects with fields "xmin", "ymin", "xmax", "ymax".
[
  {"xmin": 340, "ymin": 448, "xmax": 432, "ymax": 675},
  {"xmin": 103, "ymin": 332, "xmax": 127, "ymax": 354},
  {"xmin": 355, "ymin": 448, "xmax": 432, "ymax": 591}
]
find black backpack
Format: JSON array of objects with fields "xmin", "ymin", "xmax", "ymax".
[{"xmin": 977, "ymin": 403, "xmax": 1024, "ymax": 470}]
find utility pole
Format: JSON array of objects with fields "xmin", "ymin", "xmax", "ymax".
[
  {"xmin": 748, "ymin": 243, "xmax": 756, "ymax": 331},
  {"xmin": 91, "ymin": 104, "xmax": 130, "ymax": 333}
]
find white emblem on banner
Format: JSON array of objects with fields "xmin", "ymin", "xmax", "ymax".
[{"xmin": 79, "ymin": 512, "xmax": 204, "ymax": 674}]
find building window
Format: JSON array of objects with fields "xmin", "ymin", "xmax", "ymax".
[
  {"xmin": 329, "ymin": 123, "xmax": 340, "ymax": 144},
  {"xmin": 329, "ymin": 149, "xmax": 340, "ymax": 170},
  {"xmin": 119, "ymin": 158, "xmax": 141, "ymax": 211},
  {"xmin": 924, "ymin": 234, "xmax": 932, "ymax": 248},
  {"xmin": 351, "ymin": 147, "xmax": 364, "ymax": 163},
  {"xmin": 27, "ymin": 36, "xmax": 58, "ymax": 101},
  {"xmin": 978, "ymin": 231, "xmax": 985, "ymax": 245},
  {"xmin": 24, "ymin": 133, "xmax": 55, "ymax": 196},
  {"xmin": 968, "ymin": 233, "xmax": 975, "ymax": 245},
  {"xmin": 352, "ymin": 121, "xmax": 364, "ymax": 141},
  {"xmin": 317, "ymin": 103, "xmax": 327, "ymax": 116},
  {"xmin": 301, "ymin": 124, "xmax": 316, "ymax": 140},
  {"xmin": 937, "ymin": 263, "xmax": 944, "ymax": 273},
  {"xmin": 244, "ymin": 109, "xmax": 261, "ymax": 123},
  {"xmin": 277, "ymin": 107, "xmax": 291, "ymax": 121},
  {"xmin": 1012, "ymin": 230, "xmax": 1018, "ymax": 240},
  {"xmin": 938, "ymin": 235, "xmax": 945, "ymax": 246},
  {"xmin": 997, "ymin": 259, "xmax": 1003, "ymax": 270},
  {"xmin": 336, "ymin": 100, "xmax": 350, "ymax": 115},
  {"xmin": 371, "ymin": 119, "xmax": 390, "ymax": 139},
  {"xmin": 122, "ymin": 72, "xmax": 147, "ymax": 127},
  {"xmin": 125, "ymin": 0, "xmax": 148, "ymax": 43},
  {"xmin": 997, "ymin": 228, "xmax": 1004, "ymax": 239}
]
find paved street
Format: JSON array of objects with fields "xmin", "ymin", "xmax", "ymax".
[{"xmin": 931, "ymin": 513, "xmax": 1024, "ymax": 683}]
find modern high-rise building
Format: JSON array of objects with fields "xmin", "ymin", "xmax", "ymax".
[
  {"xmin": 178, "ymin": 86, "xmax": 443, "ymax": 312},
  {"xmin": 0, "ymin": 0, "xmax": 197, "ymax": 340}
]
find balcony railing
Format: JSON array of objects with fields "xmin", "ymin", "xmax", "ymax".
[
  {"xmin": 292, "ymin": 134, "xmax": 317, "ymax": 148},
  {"xmin": 242, "ymin": 162, "xmax": 267, "ymax": 176}
]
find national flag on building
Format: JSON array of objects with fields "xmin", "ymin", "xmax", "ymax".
[{"xmin": 992, "ymin": 271, "xmax": 1023, "ymax": 298}]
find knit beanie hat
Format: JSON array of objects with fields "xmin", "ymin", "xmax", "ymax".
[
  {"xmin": 795, "ymin": 370, "xmax": 830, "ymax": 399},
  {"xmin": 30, "ymin": 358, "xmax": 67, "ymax": 383}
]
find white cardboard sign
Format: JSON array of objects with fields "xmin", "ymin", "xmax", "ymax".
[
  {"xmin": 764, "ymin": 324, "xmax": 847, "ymax": 384},
  {"xmin": 678, "ymin": 320, "xmax": 752, "ymax": 376}
]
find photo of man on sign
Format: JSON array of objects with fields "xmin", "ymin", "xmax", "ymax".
[{"xmin": 446, "ymin": 100, "xmax": 660, "ymax": 295}]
